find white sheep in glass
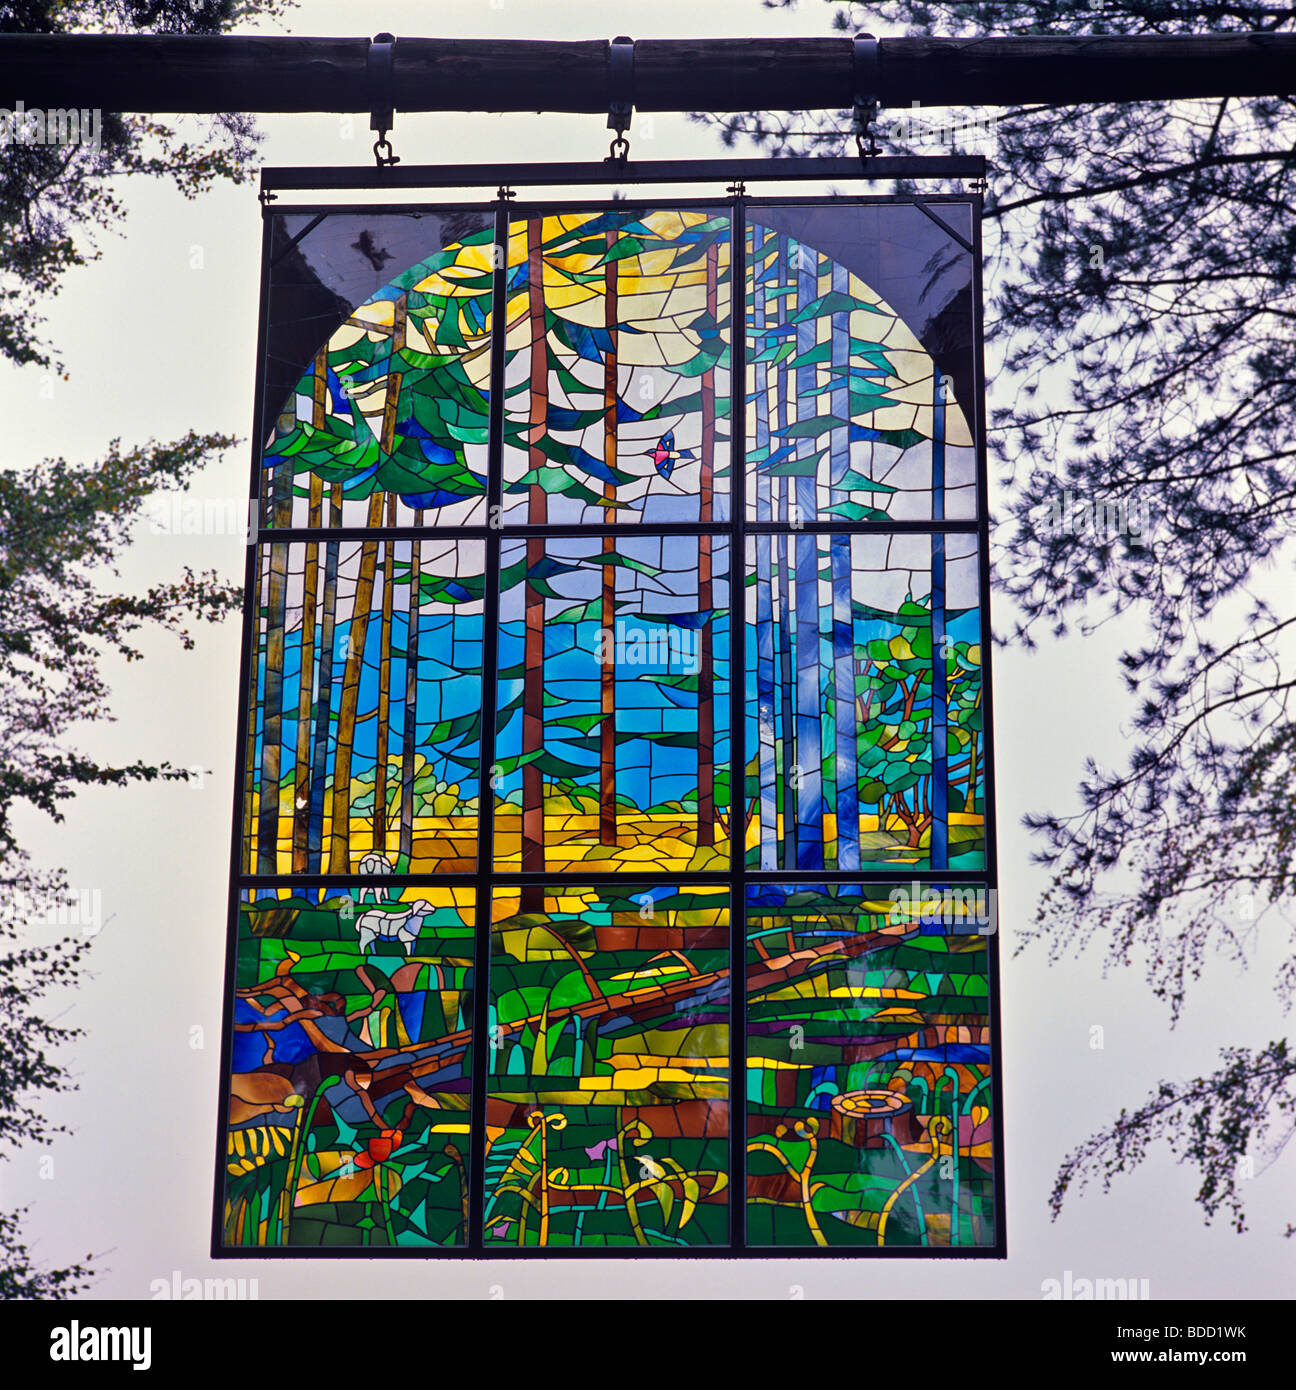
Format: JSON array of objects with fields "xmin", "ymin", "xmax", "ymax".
[
  {"xmin": 357, "ymin": 851, "xmax": 395, "ymax": 903},
  {"xmin": 355, "ymin": 899, "xmax": 433, "ymax": 955}
]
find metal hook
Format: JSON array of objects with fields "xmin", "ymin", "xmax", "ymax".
[
  {"xmin": 605, "ymin": 35, "xmax": 634, "ymax": 164},
  {"xmin": 852, "ymin": 32, "xmax": 881, "ymax": 162},
  {"xmin": 368, "ymin": 33, "xmax": 400, "ymax": 168}
]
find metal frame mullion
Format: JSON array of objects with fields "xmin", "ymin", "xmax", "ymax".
[
  {"xmin": 728, "ymin": 193, "xmax": 748, "ymax": 1252},
  {"xmin": 256, "ymin": 518, "xmax": 982, "ymax": 544},
  {"xmin": 237, "ymin": 868, "xmax": 996, "ymax": 891},
  {"xmin": 467, "ymin": 200, "xmax": 511, "ymax": 1253},
  {"xmin": 971, "ymin": 192, "xmax": 1007, "ymax": 1254}
]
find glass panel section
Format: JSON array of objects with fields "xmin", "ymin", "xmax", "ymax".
[
  {"xmin": 501, "ymin": 209, "xmax": 731, "ymax": 525},
  {"xmin": 494, "ymin": 535, "xmax": 731, "ymax": 874},
  {"xmin": 261, "ymin": 211, "xmax": 495, "ymax": 528},
  {"xmin": 745, "ymin": 882, "xmax": 995, "ymax": 1248},
  {"xmin": 746, "ymin": 204, "xmax": 976, "ymax": 523},
  {"xmin": 220, "ymin": 886, "xmax": 475, "ymax": 1248},
  {"xmin": 242, "ymin": 538, "xmax": 484, "ymax": 875},
  {"xmin": 745, "ymin": 532, "xmax": 984, "ymax": 872},
  {"xmin": 943, "ymin": 534, "xmax": 986, "ymax": 861},
  {"xmin": 485, "ymin": 884, "xmax": 730, "ymax": 1248}
]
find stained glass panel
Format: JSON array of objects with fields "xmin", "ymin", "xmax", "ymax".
[
  {"xmin": 485, "ymin": 884, "xmax": 730, "ymax": 1248},
  {"xmin": 494, "ymin": 535, "xmax": 731, "ymax": 874},
  {"xmin": 745, "ymin": 883, "xmax": 995, "ymax": 1248},
  {"xmin": 222, "ymin": 886, "xmax": 475, "ymax": 1248},
  {"xmin": 261, "ymin": 212, "xmax": 496, "ymax": 529},
  {"xmin": 747, "ymin": 206, "xmax": 977, "ymax": 523},
  {"xmin": 501, "ymin": 210, "xmax": 731, "ymax": 525},
  {"xmin": 241, "ymin": 538, "xmax": 484, "ymax": 875},
  {"xmin": 745, "ymin": 532, "xmax": 984, "ymax": 872}
]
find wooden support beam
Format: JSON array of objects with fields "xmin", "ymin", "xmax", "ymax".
[{"xmin": 1, "ymin": 33, "xmax": 1293, "ymax": 115}]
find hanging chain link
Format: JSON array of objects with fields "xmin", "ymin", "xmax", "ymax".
[{"xmin": 854, "ymin": 97, "xmax": 880, "ymax": 160}]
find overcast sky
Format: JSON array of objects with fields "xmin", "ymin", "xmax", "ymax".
[{"xmin": 2, "ymin": 0, "xmax": 1291, "ymax": 1299}]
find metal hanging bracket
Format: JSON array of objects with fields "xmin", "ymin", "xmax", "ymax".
[
  {"xmin": 852, "ymin": 32, "xmax": 881, "ymax": 161},
  {"xmin": 368, "ymin": 32, "xmax": 400, "ymax": 167},
  {"xmin": 605, "ymin": 35, "xmax": 635, "ymax": 164}
]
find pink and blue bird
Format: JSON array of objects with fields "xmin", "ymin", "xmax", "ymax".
[{"xmin": 650, "ymin": 430, "xmax": 695, "ymax": 481}]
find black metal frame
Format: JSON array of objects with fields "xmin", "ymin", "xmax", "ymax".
[
  {"xmin": 259, "ymin": 154, "xmax": 986, "ymax": 195},
  {"xmin": 213, "ymin": 161, "xmax": 1003, "ymax": 1260}
]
